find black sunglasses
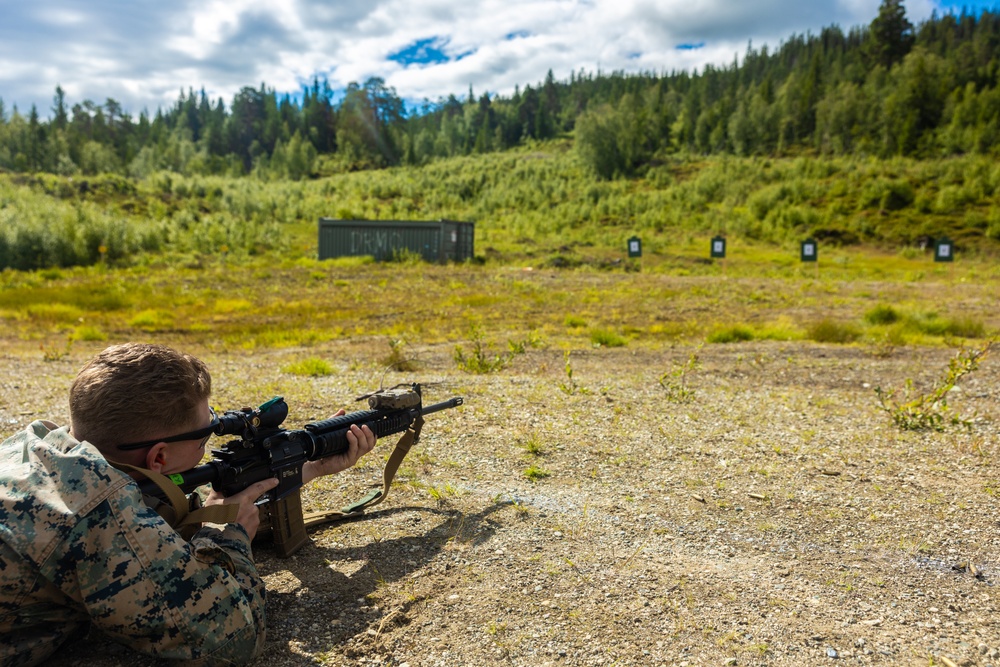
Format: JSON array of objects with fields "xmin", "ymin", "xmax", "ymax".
[{"xmin": 116, "ymin": 408, "xmax": 219, "ymax": 451}]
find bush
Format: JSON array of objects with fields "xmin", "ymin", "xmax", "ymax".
[
  {"xmin": 859, "ymin": 178, "xmax": 915, "ymax": 211},
  {"xmin": 865, "ymin": 304, "xmax": 901, "ymax": 325}
]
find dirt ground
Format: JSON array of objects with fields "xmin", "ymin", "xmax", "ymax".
[{"xmin": 5, "ymin": 338, "xmax": 999, "ymax": 667}]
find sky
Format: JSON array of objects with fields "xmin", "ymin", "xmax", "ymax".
[{"xmin": 0, "ymin": 0, "xmax": 996, "ymax": 119}]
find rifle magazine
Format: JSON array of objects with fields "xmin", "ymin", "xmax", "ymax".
[{"xmin": 257, "ymin": 490, "xmax": 311, "ymax": 558}]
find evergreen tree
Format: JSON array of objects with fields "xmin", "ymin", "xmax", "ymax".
[
  {"xmin": 52, "ymin": 86, "xmax": 68, "ymax": 131},
  {"xmin": 867, "ymin": 0, "xmax": 915, "ymax": 68}
]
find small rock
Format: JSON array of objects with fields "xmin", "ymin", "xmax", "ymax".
[{"xmin": 827, "ymin": 647, "xmax": 839, "ymax": 659}]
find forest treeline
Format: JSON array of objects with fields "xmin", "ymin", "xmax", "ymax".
[{"xmin": 0, "ymin": 1, "xmax": 999, "ymax": 181}]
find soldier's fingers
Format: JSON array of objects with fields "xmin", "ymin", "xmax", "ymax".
[
  {"xmin": 345, "ymin": 425, "xmax": 359, "ymax": 448},
  {"xmin": 232, "ymin": 477, "xmax": 279, "ymax": 504},
  {"xmin": 351, "ymin": 424, "xmax": 374, "ymax": 452}
]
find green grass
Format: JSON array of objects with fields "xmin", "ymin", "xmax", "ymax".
[
  {"xmin": 864, "ymin": 304, "xmax": 901, "ymax": 325},
  {"xmin": 589, "ymin": 328, "xmax": 627, "ymax": 348},
  {"xmin": 127, "ymin": 309, "xmax": 175, "ymax": 331},
  {"xmin": 708, "ymin": 325, "xmax": 756, "ymax": 344},
  {"xmin": 71, "ymin": 325, "xmax": 108, "ymax": 342},
  {"xmin": 523, "ymin": 465, "xmax": 551, "ymax": 482},
  {"xmin": 283, "ymin": 358, "xmax": 334, "ymax": 377},
  {"xmin": 807, "ymin": 319, "xmax": 862, "ymax": 344}
]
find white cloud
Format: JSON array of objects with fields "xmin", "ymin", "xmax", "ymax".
[{"xmin": 0, "ymin": 0, "xmax": 975, "ymax": 117}]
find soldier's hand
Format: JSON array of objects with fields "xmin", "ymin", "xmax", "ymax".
[
  {"xmin": 301, "ymin": 410, "xmax": 377, "ymax": 484},
  {"xmin": 205, "ymin": 477, "xmax": 279, "ymax": 540}
]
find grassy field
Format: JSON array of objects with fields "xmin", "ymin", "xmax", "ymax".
[{"xmin": 0, "ymin": 252, "xmax": 996, "ymax": 361}]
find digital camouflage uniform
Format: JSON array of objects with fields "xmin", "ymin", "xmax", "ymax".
[{"xmin": 0, "ymin": 421, "xmax": 268, "ymax": 667}]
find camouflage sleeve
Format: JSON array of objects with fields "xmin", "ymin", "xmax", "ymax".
[{"xmin": 59, "ymin": 484, "xmax": 267, "ymax": 665}]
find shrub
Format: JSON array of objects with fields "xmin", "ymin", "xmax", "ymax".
[
  {"xmin": 864, "ymin": 304, "xmax": 901, "ymax": 325},
  {"xmin": 859, "ymin": 178, "xmax": 914, "ymax": 211},
  {"xmin": 875, "ymin": 342, "xmax": 992, "ymax": 431}
]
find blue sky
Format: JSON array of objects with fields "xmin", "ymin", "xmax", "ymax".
[{"xmin": 0, "ymin": 0, "xmax": 995, "ymax": 118}]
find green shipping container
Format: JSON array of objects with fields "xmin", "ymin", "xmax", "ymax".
[{"xmin": 318, "ymin": 218, "xmax": 475, "ymax": 263}]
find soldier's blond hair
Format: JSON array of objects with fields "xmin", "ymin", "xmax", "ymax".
[{"xmin": 70, "ymin": 343, "xmax": 212, "ymax": 454}]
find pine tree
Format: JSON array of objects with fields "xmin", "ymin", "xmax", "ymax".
[
  {"xmin": 52, "ymin": 86, "xmax": 68, "ymax": 131},
  {"xmin": 868, "ymin": 0, "xmax": 915, "ymax": 68}
]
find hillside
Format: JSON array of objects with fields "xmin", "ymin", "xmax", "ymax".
[{"xmin": 2, "ymin": 144, "xmax": 1000, "ymax": 273}]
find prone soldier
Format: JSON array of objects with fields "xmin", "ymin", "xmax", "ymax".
[{"xmin": 0, "ymin": 342, "xmax": 376, "ymax": 666}]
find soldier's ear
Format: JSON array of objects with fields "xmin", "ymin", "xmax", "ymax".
[{"xmin": 144, "ymin": 443, "xmax": 169, "ymax": 472}]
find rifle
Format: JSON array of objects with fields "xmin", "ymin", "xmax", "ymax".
[{"xmin": 138, "ymin": 383, "xmax": 463, "ymax": 556}]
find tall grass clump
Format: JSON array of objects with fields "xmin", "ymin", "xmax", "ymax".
[
  {"xmin": 707, "ymin": 324, "xmax": 755, "ymax": 344},
  {"xmin": 454, "ymin": 326, "xmax": 529, "ymax": 373},
  {"xmin": 283, "ymin": 357, "xmax": 334, "ymax": 376},
  {"xmin": 936, "ymin": 316, "xmax": 986, "ymax": 339},
  {"xmin": 807, "ymin": 319, "xmax": 862, "ymax": 344},
  {"xmin": 864, "ymin": 304, "xmax": 901, "ymax": 325},
  {"xmin": 589, "ymin": 328, "xmax": 627, "ymax": 347},
  {"xmin": 906, "ymin": 312, "xmax": 986, "ymax": 339}
]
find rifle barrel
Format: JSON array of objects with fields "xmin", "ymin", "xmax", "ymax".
[{"xmin": 421, "ymin": 397, "xmax": 464, "ymax": 416}]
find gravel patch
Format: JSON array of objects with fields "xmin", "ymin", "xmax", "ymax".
[{"xmin": 6, "ymin": 340, "xmax": 998, "ymax": 667}]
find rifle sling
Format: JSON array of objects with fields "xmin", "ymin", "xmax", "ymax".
[
  {"xmin": 300, "ymin": 414, "xmax": 424, "ymax": 530},
  {"xmin": 114, "ymin": 461, "xmax": 239, "ymax": 535}
]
